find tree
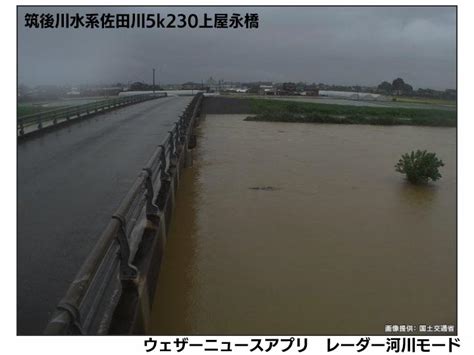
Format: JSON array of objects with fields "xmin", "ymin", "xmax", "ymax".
[
  {"xmin": 391, "ymin": 78, "xmax": 415, "ymax": 96},
  {"xmin": 130, "ymin": 82, "xmax": 152, "ymax": 91},
  {"xmin": 377, "ymin": 81, "xmax": 393, "ymax": 94},
  {"xmin": 395, "ymin": 150, "xmax": 444, "ymax": 184},
  {"xmin": 392, "ymin": 78, "xmax": 406, "ymax": 92},
  {"xmin": 402, "ymin": 83, "xmax": 413, "ymax": 94}
]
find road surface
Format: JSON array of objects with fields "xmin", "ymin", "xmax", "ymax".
[{"xmin": 17, "ymin": 96, "xmax": 193, "ymax": 334}]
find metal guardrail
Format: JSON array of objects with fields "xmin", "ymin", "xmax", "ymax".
[
  {"xmin": 44, "ymin": 93, "xmax": 203, "ymax": 335},
  {"xmin": 17, "ymin": 93, "xmax": 167, "ymax": 136}
]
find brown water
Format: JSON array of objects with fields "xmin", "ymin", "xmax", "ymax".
[{"xmin": 150, "ymin": 114, "xmax": 456, "ymax": 335}]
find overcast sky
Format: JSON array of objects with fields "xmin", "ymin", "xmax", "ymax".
[{"xmin": 18, "ymin": 6, "xmax": 456, "ymax": 90}]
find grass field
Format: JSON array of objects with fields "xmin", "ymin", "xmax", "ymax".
[
  {"xmin": 17, "ymin": 104, "xmax": 70, "ymax": 118},
  {"xmin": 245, "ymin": 98, "xmax": 456, "ymax": 127},
  {"xmin": 394, "ymin": 96, "xmax": 456, "ymax": 107},
  {"xmin": 17, "ymin": 97, "xmax": 109, "ymax": 118}
]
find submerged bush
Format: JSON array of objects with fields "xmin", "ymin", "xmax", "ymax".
[{"xmin": 395, "ymin": 150, "xmax": 444, "ymax": 184}]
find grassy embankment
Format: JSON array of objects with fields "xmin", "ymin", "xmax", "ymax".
[
  {"xmin": 245, "ymin": 99, "xmax": 456, "ymax": 127},
  {"xmin": 17, "ymin": 104, "xmax": 70, "ymax": 118},
  {"xmin": 394, "ymin": 96, "xmax": 456, "ymax": 107}
]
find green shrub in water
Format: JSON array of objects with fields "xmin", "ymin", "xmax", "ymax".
[{"xmin": 395, "ymin": 150, "xmax": 444, "ymax": 184}]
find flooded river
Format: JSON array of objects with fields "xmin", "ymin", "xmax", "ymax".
[{"xmin": 150, "ymin": 114, "xmax": 456, "ymax": 335}]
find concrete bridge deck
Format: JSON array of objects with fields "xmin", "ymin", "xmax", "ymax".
[{"xmin": 17, "ymin": 95, "xmax": 193, "ymax": 334}]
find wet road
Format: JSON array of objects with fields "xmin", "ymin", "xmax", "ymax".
[{"xmin": 17, "ymin": 96, "xmax": 193, "ymax": 334}]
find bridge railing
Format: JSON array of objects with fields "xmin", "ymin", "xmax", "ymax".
[
  {"xmin": 44, "ymin": 93, "xmax": 203, "ymax": 335},
  {"xmin": 17, "ymin": 93, "xmax": 167, "ymax": 136}
]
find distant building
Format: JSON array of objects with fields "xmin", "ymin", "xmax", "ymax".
[
  {"xmin": 319, "ymin": 90, "xmax": 385, "ymax": 101},
  {"xmin": 66, "ymin": 88, "xmax": 81, "ymax": 96},
  {"xmin": 303, "ymin": 84, "xmax": 319, "ymax": 96},
  {"xmin": 281, "ymin": 82, "xmax": 297, "ymax": 93},
  {"xmin": 300, "ymin": 90, "xmax": 319, "ymax": 96},
  {"xmin": 182, "ymin": 82, "xmax": 202, "ymax": 90},
  {"xmin": 259, "ymin": 85, "xmax": 276, "ymax": 95}
]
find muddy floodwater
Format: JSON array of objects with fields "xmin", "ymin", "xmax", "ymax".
[{"xmin": 150, "ymin": 114, "xmax": 456, "ymax": 335}]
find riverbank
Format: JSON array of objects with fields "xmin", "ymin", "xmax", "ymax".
[
  {"xmin": 246, "ymin": 98, "xmax": 456, "ymax": 127},
  {"xmin": 394, "ymin": 96, "xmax": 456, "ymax": 107}
]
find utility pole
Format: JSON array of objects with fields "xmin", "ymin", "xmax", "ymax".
[{"xmin": 152, "ymin": 68, "xmax": 156, "ymax": 94}]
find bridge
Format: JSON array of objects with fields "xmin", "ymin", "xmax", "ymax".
[{"xmin": 18, "ymin": 93, "xmax": 202, "ymax": 334}]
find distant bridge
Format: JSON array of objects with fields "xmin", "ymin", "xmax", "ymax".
[{"xmin": 17, "ymin": 93, "xmax": 167, "ymax": 137}]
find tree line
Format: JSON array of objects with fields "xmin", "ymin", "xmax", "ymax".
[{"xmin": 376, "ymin": 78, "xmax": 456, "ymax": 100}]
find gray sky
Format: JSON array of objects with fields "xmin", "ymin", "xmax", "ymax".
[{"xmin": 18, "ymin": 6, "xmax": 456, "ymax": 90}]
